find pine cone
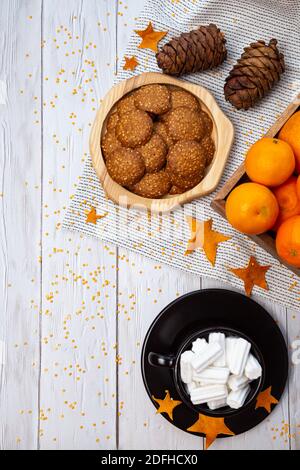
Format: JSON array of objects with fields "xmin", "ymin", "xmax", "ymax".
[
  {"xmin": 224, "ymin": 39, "xmax": 285, "ymax": 110},
  {"xmin": 156, "ymin": 24, "xmax": 227, "ymax": 76}
]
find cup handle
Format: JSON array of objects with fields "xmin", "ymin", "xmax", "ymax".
[{"xmin": 148, "ymin": 352, "xmax": 175, "ymax": 368}]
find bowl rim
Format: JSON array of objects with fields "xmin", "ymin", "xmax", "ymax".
[{"xmin": 90, "ymin": 72, "xmax": 234, "ymax": 213}]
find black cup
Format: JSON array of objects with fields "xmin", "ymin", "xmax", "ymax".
[{"xmin": 148, "ymin": 326, "xmax": 265, "ymax": 417}]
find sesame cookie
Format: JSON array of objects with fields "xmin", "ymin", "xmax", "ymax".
[
  {"xmin": 201, "ymin": 135, "xmax": 215, "ymax": 166},
  {"xmin": 168, "ymin": 168, "xmax": 204, "ymax": 191},
  {"xmin": 116, "ymin": 109, "xmax": 153, "ymax": 148},
  {"xmin": 101, "ymin": 129, "xmax": 122, "ymax": 160},
  {"xmin": 135, "ymin": 84, "xmax": 171, "ymax": 115},
  {"xmin": 106, "ymin": 111, "xmax": 119, "ymax": 131},
  {"xmin": 169, "ymin": 185, "xmax": 185, "ymax": 195},
  {"xmin": 166, "ymin": 107, "xmax": 205, "ymax": 142},
  {"xmin": 139, "ymin": 133, "xmax": 167, "ymax": 173},
  {"xmin": 168, "ymin": 140, "xmax": 206, "ymax": 178},
  {"xmin": 200, "ymin": 110, "xmax": 213, "ymax": 134},
  {"xmin": 131, "ymin": 170, "xmax": 171, "ymax": 199},
  {"xmin": 170, "ymin": 89, "xmax": 201, "ymax": 112},
  {"xmin": 117, "ymin": 93, "xmax": 137, "ymax": 116},
  {"xmin": 153, "ymin": 121, "xmax": 174, "ymax": 148},
  {"xmin": 106, "ymin": 148, "xmax": 145, "ymax": 187}
]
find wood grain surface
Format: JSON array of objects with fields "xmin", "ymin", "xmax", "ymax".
[{"xmin": 0, "ymin": 0, "xmax": 298, "ymax": 450}]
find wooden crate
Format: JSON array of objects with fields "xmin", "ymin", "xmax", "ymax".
[{"xmin": 211, "ymin": 93, "xmax": 300, "ymax": 276}]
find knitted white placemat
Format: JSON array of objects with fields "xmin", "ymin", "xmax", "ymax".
[{"xmin": 63, "ymin": 0, "xmax": 300, "ymax": 309}]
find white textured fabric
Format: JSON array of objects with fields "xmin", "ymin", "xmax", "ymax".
[{"xmin": 63, "ymin": 0, "xmax": 300, "ymax": 309}]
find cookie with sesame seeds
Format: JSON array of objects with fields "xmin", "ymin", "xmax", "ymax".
[
  {"xmin": 135, "ymin": 84, "xmax": 171, "ymax": 115},
  {"xmin": 167, "ymin": 140, "xmax": 206, "ymax": 178},
  {"xmin": 201, "ymin": 135, "xmax": 216, "ymax": 166},
  {"xmin": 166, "ymin": 107, "xmax": 205, "ymax": 142},
  {"xmin": 106, "ymin": 147, "xmax": 145, "ymax": 187},
  {"xmin": 106, "ymin": 111, "xmax": 119, "ymax": 131},
  {"xmin": 138, "ymin": 133, "xmax": 167, "ymax": 173},
  {"xmin": 170, "ymin": 88, "xmax": 201, "ymax": 112},
  {"xmin": 168, "ymin": 168, "xmax": 204, "ymax": 191},
  {"xmin": 117, "ymin": 93, "xmax": 137, "ymax": 116},
  {"xmin": 160, "ymin": 89, "xmax": 201, "ymax": 122},
  {"xmin": 169, "ymin": 185, "xmax": 185, "ymax": 195},
  {"xmin": 200, "ymin": 110, "xmax": 213, "ymax": 134},
  {"xmin": 130, "ymin": 170, "xmax": 171, "ymax": 199},
  {"xmin": 153, "ymin": 121, "xmax": 174, "ymax": 148},
  {"xmin": 116, "ymin": 109, "xmax": 153, "ymax": 148},
  {"xmin": 101, "ymin": 129, "xmax": 122, "ymax": 160}
]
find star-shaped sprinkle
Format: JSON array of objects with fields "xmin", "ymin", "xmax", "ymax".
[
  {"xmin": 228, "ymin": 255, "xmax": 270, "ymax": 297},
  {"xmin": 152, "ymin": 390, "xmax": 182, "ymax": 421},
  {"xmin": 185, "ymin": 217, "xmax": 231, "ymax": 266},
  {"xmin": 187, "ymin": 414, "xmax": 235, "ymax": 450},
  {"xmin": 135, "ymin": 22, "xmax": 168, "ymax": 52},
  {"xmin": 255, "ymin": 386, "xmax": 278, "ymax": 413},
  {"xmin": 85, "ymin": 207, "xmax": 108, "ymax": 224},
  {"xmin": 123, "ymin": 56, "xmax": 139, "ymax": 71}
]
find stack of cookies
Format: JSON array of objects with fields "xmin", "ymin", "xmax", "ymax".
[{"xmin": 101, "ymin": 84, "xmax": 215, "ymax": 199}]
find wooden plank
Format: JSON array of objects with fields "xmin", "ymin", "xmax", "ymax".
[
  {"xmin": 117, "ymin": 251, "xmax": 202, "ymax": 449},
  {"xmin": 287, "ymin": 306, "xmax": 300, "ymax": 450},
  {"xmin": 0, "ymin": 0, "xmax": 42, "ymax": 450},
  {"xmin": 39, "ymin": 0, "xmax": 118, "ymax": 449},
  {"xmin": 116, "ymin": 0, "xmax": 203, "ymax": 449},
  {"xmin": 201, "ymin": 277, "xmax": 289, "ymax": 450}
]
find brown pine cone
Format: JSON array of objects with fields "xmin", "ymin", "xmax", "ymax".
[
  {"xmin": 156, "ymin": 24, "xmax": 227, "ymax": 76},
  {"xmin": 224, "ymin": 39, "xmax": 285, "ymax": 110}
]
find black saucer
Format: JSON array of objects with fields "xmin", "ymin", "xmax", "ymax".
[{"xmin": 141, "ymin": 289, "xmax": 288, "ymax": 439}]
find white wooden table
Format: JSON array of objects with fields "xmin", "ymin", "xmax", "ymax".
[{"xmin": 0, "ymin": 0, "xmax": 299, "ymax": 450}]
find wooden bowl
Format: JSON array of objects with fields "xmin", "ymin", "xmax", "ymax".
[{"xmin": 90, "ymin": 72, "xmax": 234, "ymax": 213}]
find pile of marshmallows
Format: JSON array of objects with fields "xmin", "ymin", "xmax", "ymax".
[{"xmin": 180, "ymin": 332, "xmax": 262, "ymax": 410}]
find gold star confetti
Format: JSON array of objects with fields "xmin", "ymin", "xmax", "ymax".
[
  {"xmin": 228, "ymin": 256, "xmax": 270, "ymax": 296},
  {"xmin": 152, "ymin": 390, "xmax": 182, "ymax": 420},
  {"xmin": 123, "ymin": 56, "xmax": 139, "ymax": 71},
  {"xmin": 255, "ymin": 386, "xmax": 278, "ymax": 413},
  {"xmin": 187, "ymin": 414, "xmax": 235, "ymax": 450},
  {"xmin": 185, "ymin": 217, "xmax": 231, "ymax": 266},
  {"xmin": 85, "ymin": 207, "xmax": 108, "ymax": 224},
  {"xmin": 135, "ymin": 22, "xmax": 168, "ymax": 52}
]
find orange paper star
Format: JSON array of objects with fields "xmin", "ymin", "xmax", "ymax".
[
  {"xmin": 135, "ymin": 22, "xmax": 168, "ymax": 52},
  {"xmin": 123, "ymin": 56, "xmax": 139, "ymax": 71},
  {"xmin": 185, "ymin": 217, "xmax": 231, "ymax": 266},
  {"xmin": 187, "ymin": 414, "xmax": 235, "ymax": 450},
  {"xmin": 152, "ymin": 390, "xmax": 182, "ymax": 421},
  {"xmin": 85, "ymin": 207, "xmax": 108, "ymax": 224},
  {"xmin": 255, "ymin": 386, "xmax": 278, "ymax": 413},
  {"xmin": 228, "ymin": 255, "xmax": 270, "ymax": 297}
]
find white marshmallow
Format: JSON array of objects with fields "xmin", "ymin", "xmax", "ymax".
[
  {"xmin": 229, "ymin": 338, "xmax": 251, "ymax": 376},
  {"xmin": 227, "ymin": 385, "xmax": 250, "ymax": 409},
  {"xmin": 186, "ymin": 381, "xmax": 197, "ymax": 394},
  {"xmin": 245, "ymin": 354, "xmax": 262, "ymax": 380},
  {"xmin": 180, "ymin": 350, "xmax": 194, "ymax": 384},
  {"xmin": 207, "ymin": 398, "xmax": 227, "ymax": 410},
  {"xmin": 181, "ymin": 331, "xmax": 262, "ymax": 411},
  {"xmin": 209, "ymin": 333, "xmax": 226, "ymax": 367},
  {"xmin": 228, "ymin": 374, "xmax": 250, "ymax": 391},
  {"xmin": 190, "ymin": 384, "xmax": 228, "ymax": 405},
  {"xmin": 191, "ymin": 342, "xmax": 222, "ymax": 373},
  {"xmin": 193, "ymin": 366, "xmax": 230, "ymax": 385},
  {"xmin": 225, "ymin": 337, "xmax": 237, "ymax": 370},
  {"xmin": 192, "ymin": 338, "xmax": 208, "ymax": 354}
]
